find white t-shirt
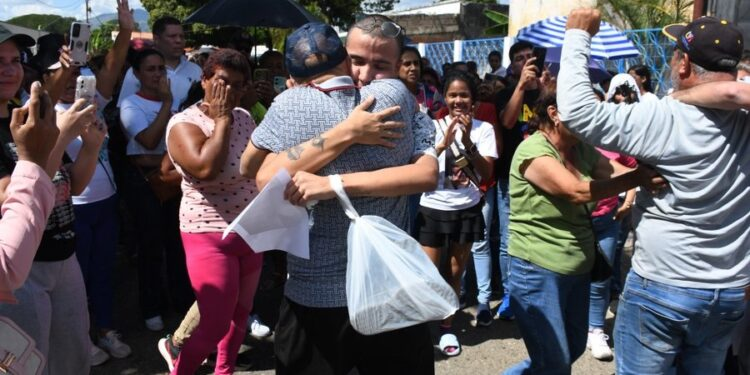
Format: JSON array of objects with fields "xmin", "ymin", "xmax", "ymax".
[
  {"xmin": 58, "ymin": 91, "xmax": 117, "ymax": 205},
  {"xmin": 117, "ymin": 56, "xmax": 201, "ymax": 112},
  {"xmin": 120, "ymin": 94, "xmax": 170, "ymax": 156},
  {"xmin": 420, "ymin": 116, "xmax": 497, "ymax": 211}
]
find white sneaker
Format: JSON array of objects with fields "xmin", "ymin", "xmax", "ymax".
[
  {"xmin": 587, "ymin": 329, "xmax": 614, "ymax": 361},
  {"xmin": 98, "ymin": 330, "xmax": 132, "ymax": 359},
  {"xmin": 247, "ymin": 314, "xmax": 271, "ymax": 338},
  {"xmin": 145, "ymin": 315, "xmax": 164, "ymax": 331},
  {"xmin": 90, "ymin": 344, "xmax": 110, "ymax": 366}
]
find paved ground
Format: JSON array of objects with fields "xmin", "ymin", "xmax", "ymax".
[{"xmin": 91, "ymin": 245, "xmax": 623, "ymax": 375}]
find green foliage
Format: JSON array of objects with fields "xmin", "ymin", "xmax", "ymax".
[
  {"xmin": 483, "ymin": 9, "xmax": 508, "ymax": 36},
  {"xmin": 140, "ymin": 0, "xmax": 207, "ymax": 25},
  {"xmin": 6, "ymin": 14, "xmax": 77, "ymax": 35},
  {"xmin": 598, "ymin": 0, "xmax": 694, "ymax": 30},
  {"xmin": 90, "ymin": 20, "xmax": 117, "ymax": 55},
  {"xmin": 140, "ymin": 0, "xmax": 396, "ymax": 33},
  {"xmin": 140, "ymin": 0, "xmax": 371, "ymax": 49}
]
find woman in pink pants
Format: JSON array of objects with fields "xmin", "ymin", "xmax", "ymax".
[{"xmin": 166, "ymin": 49, "xmax": 262, "ymax": 375}]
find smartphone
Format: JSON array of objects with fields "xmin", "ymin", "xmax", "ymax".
[
  {"xmin": 273, "ymin": 76, "xmax": 286, "ymax": 93},
  {"xmin": 253, "ymin": 68, "xmax": 271, "ymax": 82},
  {"xmin": 532, "ymin": 47, "xmax": 546, "ymax": 75},
  {"xmin": 75, "ymin": 75, "xmax": 96, "ymax": 106},
  {"xmin": 69, "ymin": 22, "xmax": 91, "ymax": 66}
]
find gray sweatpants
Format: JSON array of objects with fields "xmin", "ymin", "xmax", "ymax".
[{"xmin": 0, "ymin": 256, "xmax": 90, "ymax": 374}]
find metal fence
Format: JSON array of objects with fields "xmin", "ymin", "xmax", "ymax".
[{"xmin": 418, "ymin": 28, "xmax": 674, "ymax": 96}]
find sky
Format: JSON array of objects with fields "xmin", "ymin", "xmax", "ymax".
[
  {"xmin": 1, "ymin": 0, "xmax": 145, "ymax": 21},
  {"xmin": 1, "ymin": 0, "xmax": 507, "ymax": 22}
]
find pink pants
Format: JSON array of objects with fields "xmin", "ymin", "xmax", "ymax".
[{"xmin": 173, "ymin": 232, "xmax": 263, "ymax": 375}]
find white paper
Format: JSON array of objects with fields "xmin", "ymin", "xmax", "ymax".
[{"xmin": 223, "ymin": 169, "xmax": 310, "ymax": 259}]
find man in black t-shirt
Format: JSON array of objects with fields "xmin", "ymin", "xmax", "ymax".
[{"xmin": 491, "ymin": 40, "xmax": 543, "ymax": 321}]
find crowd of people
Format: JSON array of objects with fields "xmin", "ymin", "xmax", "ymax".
[{"xmin": 0, "ymin": 3, "xmax": 749, "ymax": 375}]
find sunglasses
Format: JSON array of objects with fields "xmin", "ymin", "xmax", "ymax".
[{"xmin": 355, "ymin": 16, "xmax": 404, "ymax": 39}]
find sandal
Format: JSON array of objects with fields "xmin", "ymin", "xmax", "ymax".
[{"xmin": 439, "ymin": 333, "xmax": 461, "ymax": 357}]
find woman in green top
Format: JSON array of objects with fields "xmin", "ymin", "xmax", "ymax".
[{"xmin": 503, "ymin": 91, "xmax": 665, "ymax": 375}]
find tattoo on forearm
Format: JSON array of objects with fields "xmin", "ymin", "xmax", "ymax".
[
  {"xmin": 286, "ymin": 145, "xmax": 304, "ymax": 160},
  {"xmin": 311, "ymin": 135, "xmax": 326, "ymax": 150}
]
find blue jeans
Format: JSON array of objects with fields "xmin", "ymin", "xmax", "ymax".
[
  {"xmin": 614, "ymin": 270, "xmax": 747, "ymax": 375},
  {"xmin": 497, "ymin": 179, "xmax": 511, "ymax": 295},
  {"xmin": 470, "ymin": 186, "xmax": 496, "ymax": 305},
  {"xmin": 74, "ymin": 194, "xmax": 119, "ymax": 329},
  {"xmin": 588, "ymin": 211, "xmax": 620, "ymax": 329},
  {"xmin": 504, "ymin": 256, "xmax": 590, "ymax": 375}
]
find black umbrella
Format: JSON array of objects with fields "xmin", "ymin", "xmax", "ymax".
[{"xmin": 185, "ymin": 0, "xmax": 320, "ymax": 28}]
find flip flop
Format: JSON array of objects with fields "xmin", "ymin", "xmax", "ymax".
[{"xmin": 439, "ymin": 333, "xmax": 461, "ymax": 357}]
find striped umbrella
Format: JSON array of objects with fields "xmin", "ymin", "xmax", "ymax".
[{"xmin": 516, "ymin": 16, "xmax": 640, "ymax": 60}]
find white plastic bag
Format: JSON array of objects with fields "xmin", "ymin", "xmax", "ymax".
[{"xmin": 328, "ymin": 175, "xmax": 459, "ymax": 335}]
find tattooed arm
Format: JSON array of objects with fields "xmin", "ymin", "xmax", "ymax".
[{"xmin": 240, "ymin": 97, "xmax": 404, "ymax": 190}]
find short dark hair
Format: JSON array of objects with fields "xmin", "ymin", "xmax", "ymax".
[
  {"xmin": 443, "ymin": 70, "xmax": 478, "ymax": 102},
  {"xmin": 350, "ymin": 14, "xmax": 405, "ymax": 54},
  {"xmin": 258, "ymin": 50, "xmax": 283, "ymax": 68},
  {"xmin": 131, "ymin": 49, "xmax": 164, "ymax": 71},
  {"xmin": 627, "ymin": 64, "xmax": 653, "ymax": 93},
  {"xmin": 152, "ymin": 17, "xmax": 182, "ymax": 37},
  {"xmin": 202, "ymin": 48, "xmax": 251, "ymax": 81},
  {"xmin": 421, "ymin": 67, "xmax": 441, "ymax": 89},
  {"xmin": 488, "ymin": 50, "xmax": 501, "ymax": 61},
  {"xmin": 509, "ymin": 40, "xmax": 534, "ymax": 61}
]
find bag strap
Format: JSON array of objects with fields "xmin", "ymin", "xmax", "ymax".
[{"xmin": 329, "ymin": 174, "xmax": 359, "ymax": 221}]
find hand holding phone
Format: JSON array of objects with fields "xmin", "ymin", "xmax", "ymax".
[
  {"xmin": 532, "ymin": 47, "xmax": 546, "ymax": 75},
  {"xmin": 69, "ymin": 22, "xmax": 91, "ymax": 66},
  {"xmin": 253, "ymin": 68, "xmax": 271, "ymax": 83},
  {"xmin": 75, "ymin": 76, "xmax": 97, "ymax": 107},
  {"xmin": 273, "ymin": 76, "xmax": 286, "ymax": 94}
]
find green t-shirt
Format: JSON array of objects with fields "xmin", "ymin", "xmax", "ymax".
[{"xmin": 508, "ymin": 132, "xmax": 601, "ymax": 275}]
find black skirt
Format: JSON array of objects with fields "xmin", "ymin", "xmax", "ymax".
[{"xmin": 415, "ymin": 202, "xmax": 485, "ymax": 248}]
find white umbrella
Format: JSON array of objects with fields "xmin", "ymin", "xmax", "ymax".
[{"xmin": 517, "ymin": 16, "xmax": 640, "ymax": 60}]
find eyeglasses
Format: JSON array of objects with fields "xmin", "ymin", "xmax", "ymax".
[{"xmin": 355, "ymin": 15, "xmax": 404, "ymax": 39}]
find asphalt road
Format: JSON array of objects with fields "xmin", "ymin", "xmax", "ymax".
[{"xmin": 91, "ymin": 249, "xmax": 621, "ymax": 375}]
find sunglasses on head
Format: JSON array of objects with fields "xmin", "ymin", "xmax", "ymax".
[{"xmin": 355, "ymin": 16, "xmax": 404, "ymax": 39}]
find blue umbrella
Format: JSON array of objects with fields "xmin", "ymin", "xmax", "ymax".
[
  {"xmin": 517, "ymin": 16, "xmax": 639, "ymax": 60},
  {"xmin": 543, "ymin": 47, "xmax": 612, "ymax": 83}
]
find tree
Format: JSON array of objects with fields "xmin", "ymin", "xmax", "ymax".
[
  {"xmin": 90, "ymin": 20, "xmax": 118, "ymax": 55},
  {"xmin": 6, "ymin": 14, "xmax": 77, "ymax": 35},
  {"xmin": 140, "ymin": 0, "xmax": 397, "ymax": 30},
  {"xmin": 598, "ymin": 0, "xmax": 693, "ymax": 30},
  {"xmin": 483, "ymin": 9, "xmax": 508, "ymax": 36}
]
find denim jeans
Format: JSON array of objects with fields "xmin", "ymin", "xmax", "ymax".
[
  {"xmin": 614, "ymin": 270, "xmax": 747, "ymax": 375},
  {"xmin": 497, "ymin": 179, "xmax": 511, "ymax": 295},
  {"xmin": 588, "ymin": 211, "xmax": 620, "ymax": 329},
  {"xmin": 611, "ymin": 197, "xmax": 632, "ymax": 296},
  {"xmin": 470, "ymin": 186, "xmax": 496, "ymax": 305},
  {"xmin": 504, "ymin": 256, "xmax": 590, "ymax": 375},
  {"xmin": 74, "ymin": 194, "xmax": 119, "ymax": 329}
]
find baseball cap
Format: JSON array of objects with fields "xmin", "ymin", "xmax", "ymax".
[
  {"xmin": 285, "ymin": 22, "xmax": 347, "ymax": 79},
  {"xmin": 663, "ymin": 17, "xmax": 744, "ymax": 72},
  {"xmin": 0, "ymin": 24, "xmax": 35, "ymax": 49},
  {"xmin": 29, "ymin": 33, "xmax": 65, "ymax": 71}
]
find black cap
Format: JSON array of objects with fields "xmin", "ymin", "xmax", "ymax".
[
  {"xmin": 0, "ymin": 24, "xmax": 35, "ymax": 49},
  {"xmin": 663, "ymin": 17, "xmax": 744, "ymax": 72},
  {"xmin": 28, "ymin": 33, "xmax": 65, "ymax": 71}
]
